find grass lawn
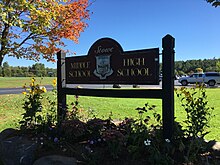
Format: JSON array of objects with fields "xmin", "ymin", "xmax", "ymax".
[
  {"xmin": 0, "ymin": 77, "xmax": 56, "ymax": 88},
  {"xmin": 0, "ymin": 88, "xmax": 219, "ymax": 141}
]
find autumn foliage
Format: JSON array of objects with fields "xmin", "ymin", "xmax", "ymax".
[
  {"xmin": 206, "ymin": 0, "xmax": 220, "ymax": 7},
  {"xmin": 0, "ymin": 0, "xmax": 90, "ymax": 66}
]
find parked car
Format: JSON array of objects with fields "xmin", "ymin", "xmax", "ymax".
[{"xmin": 178, "ymin": 72, "xmax": 220, "ymax": 86}]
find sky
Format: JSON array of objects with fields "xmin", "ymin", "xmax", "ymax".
[{"xmin": 4, "ymin": 0, "xmax": 220, "ymax": 68}]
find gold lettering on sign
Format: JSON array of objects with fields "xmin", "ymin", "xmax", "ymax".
[
  {"xmin": 94, "ymin": 46, "xmax": 114, "ymax": 54},
  {"xmin": 68, "ymin": 70, "xmax": 91, "ymax": 78},
  {"xmin": 70, "ymin": 62, "xmax": 90, "ymax": 69},
  {"xmin": 123, "ymin": 58, "xmax": 145, "ymax": 67},
  {"xmin": 117, "ymin": 68, "xmax": 149, "ymax": 77}
]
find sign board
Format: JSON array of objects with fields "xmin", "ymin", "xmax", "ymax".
[{"xmin": 65, "ymin": 38, "xmax": 159, "ymax": 85}]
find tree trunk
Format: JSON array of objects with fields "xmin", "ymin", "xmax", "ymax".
[
  {"xmin": 0, "ymin": 47, "xmax": 7, "ymax": 67},
  {"xmin": 0, "ymin": 55, "xmax": 3, "ymax": 67},
  {"xmin": 0, "ymin": 22, "xmax": 10, "ymax": 66}
]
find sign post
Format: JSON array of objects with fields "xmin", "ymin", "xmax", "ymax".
[
  {"xmin": 162, "ymin": 35, "xmax": 175, "ymax": 139},
  {"xmin": 57, "ymin": 51, "xmax": 67, "ymax": 124}
]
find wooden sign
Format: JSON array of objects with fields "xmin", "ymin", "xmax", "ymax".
[
  {"xmin": 57, "ymin": 35, "xmax": 175, "ymax": 139},
  {"xmin": 65, "ymin": 38, "xmax": 159, "ymax": 84}
]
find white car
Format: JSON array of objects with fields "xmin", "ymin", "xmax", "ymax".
[{"xmin": 178, "ymin": 72, "xmax": 220, "ymax": 86}]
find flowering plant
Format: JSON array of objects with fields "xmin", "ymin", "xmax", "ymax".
[{"xmin": 20, "ymin": 78, "xmax": 47, "ymax": 131}]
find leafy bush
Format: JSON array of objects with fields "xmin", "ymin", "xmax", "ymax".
[
  {"xmin": 176, "ymin": 86, "xmax": 213, "ymax": 138},
  {"xmin": 19, "ymin": 78, "xmax": 57, "ymax": 133},
  {"xmin": 175, "ymin": 86, "xmax": 214, "ymax": 162},
  {"xmin": 19, "ymin": 78, "xmax": 46, "ymax": 130},
  {"xmin": 78, "ymin": 86, "xmax": 214, "ymax": 164}
]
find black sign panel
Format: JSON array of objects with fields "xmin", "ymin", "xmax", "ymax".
[{"xmin": 65, "ymin": 38, "xmax": 159, "ymax": 84}]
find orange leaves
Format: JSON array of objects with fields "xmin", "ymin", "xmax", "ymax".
[
  {"xmin": 51, "ymin": 0, "xmax": 90, "ymax": 43},
  {"xmin": 0, "ymin": 0, "xmax": 90, "ymax": 65},
  {"xmin": 29, "ymin": 0, "xmax": 90, "ymax": 60},
  {"xmin": 35, "ymin": 44, "xmax": 59, "ymax": 57}
]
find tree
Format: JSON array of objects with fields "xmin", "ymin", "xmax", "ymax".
[
  {"xmin": 216, "ymin": 60, "xmax": 220, "ymax": 72},
  {"xmin": 31, "ymin": 63, "xmax": 46, "ymax": 77},
  {"xmin": 206, "ymin": 0, "xmax": 220, "ymax": 7},
  {"xmin": 0, "ymin": 66, "xmax": 2, "ymax": 76},
  {"xmin": 2, "ymin": 61, "xmax": 11, "ymax": 77},
  {"xmin": 0, "ymin": 0, "xmax": 90, "ymax": 66}
]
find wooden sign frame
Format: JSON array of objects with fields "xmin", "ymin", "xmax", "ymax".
[{"xmin": 57, "ymin": 34, "xmax": 175, "ymax": 139}]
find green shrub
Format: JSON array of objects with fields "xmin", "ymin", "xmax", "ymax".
[
  {"xmin": 19, "ymin": 78, "xmax": 57, "ymax": 133},
  {"xmin": 175, "ymin": 85, "xmax": 214, "ymax": 162}
]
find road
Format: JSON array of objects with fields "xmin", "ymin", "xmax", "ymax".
[
  {"xmin": 0, "ymin": 81, "xmax": 219, "ymax": 95},
  {"xmin": 0, "ymin": 85, "xmax": 54, "ymax": 95}
]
